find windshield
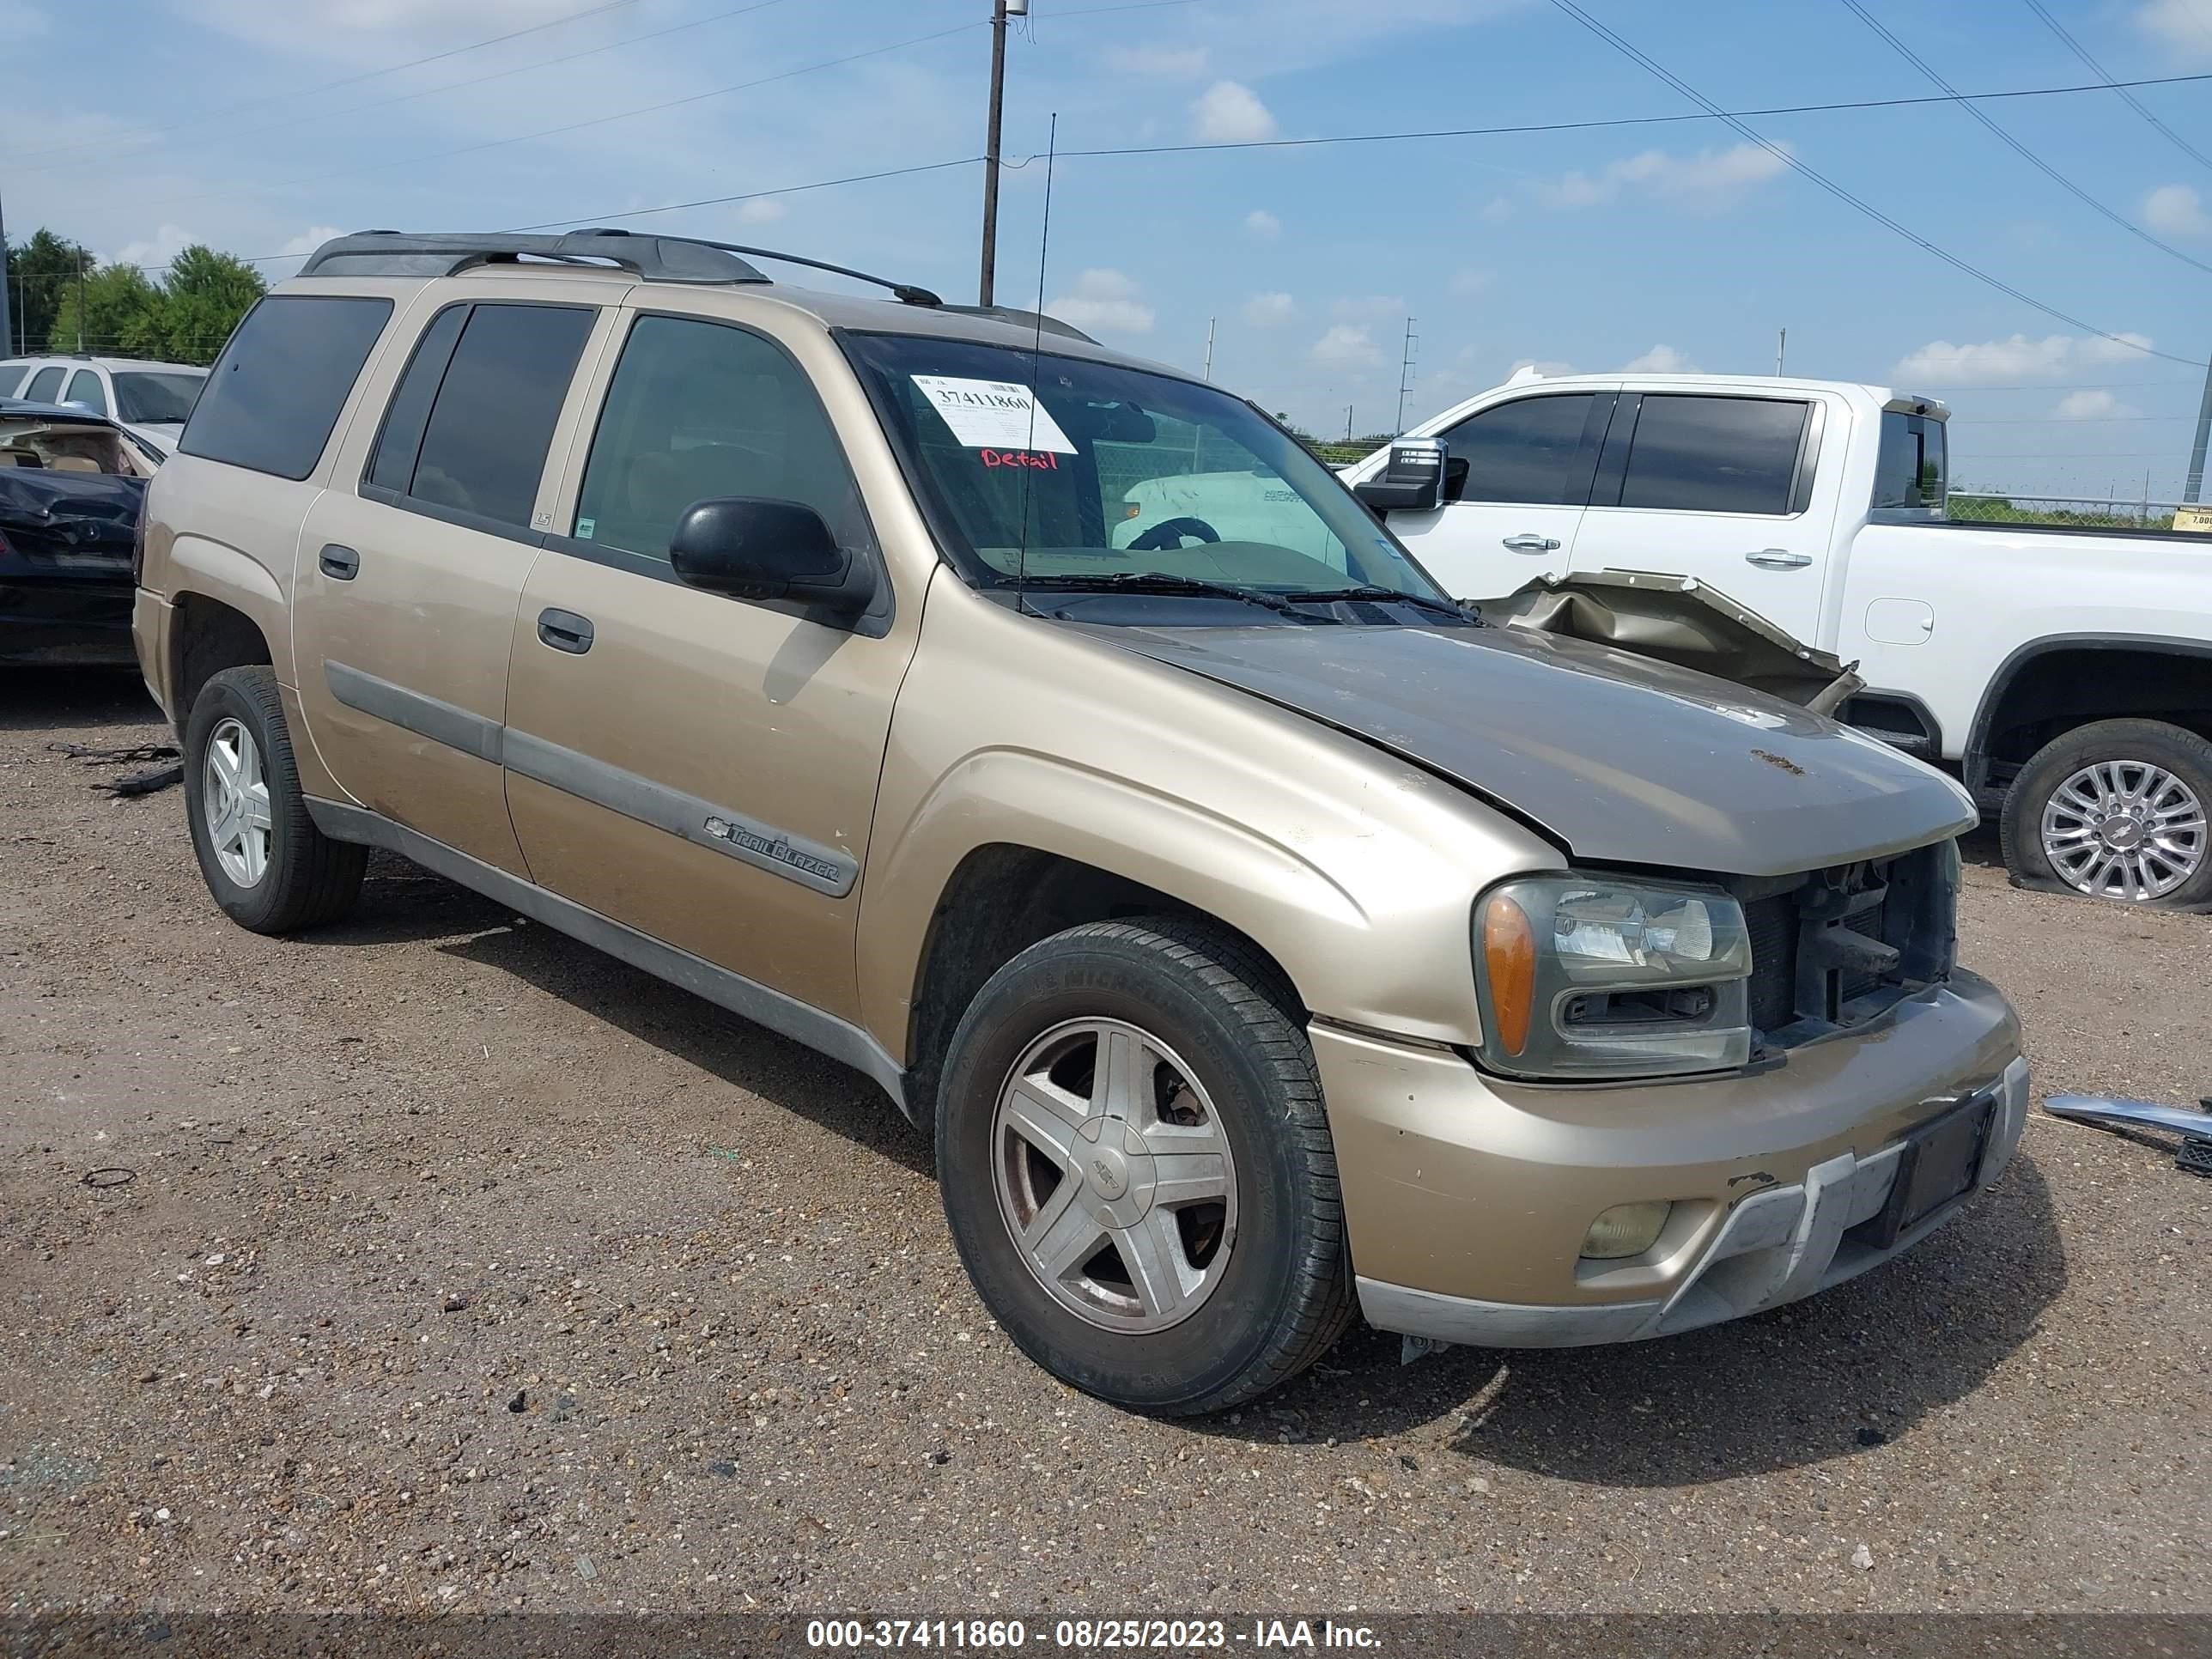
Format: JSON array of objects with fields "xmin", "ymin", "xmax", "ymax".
[
  {"xmin": 112, "ymin": 370, "xmax": 205, "ymax": 425},
  {"xmin": 845, "ymin": 332, "xmax": 1453, "ymax": 614}
]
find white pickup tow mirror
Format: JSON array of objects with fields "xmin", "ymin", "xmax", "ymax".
[{"xmin": 1352, "ymin": 436, "xmax": 1448, "ymax": 514}]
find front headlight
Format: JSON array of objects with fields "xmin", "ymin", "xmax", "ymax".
[{"xmin": 1474, "ymin": 876, "xmax": 1754, "ymax": 1080}]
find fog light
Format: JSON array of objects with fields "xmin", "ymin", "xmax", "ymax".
[{"xmin": 1581, "ymin": 1200, "xmax": 1672, "ymax": 1261}]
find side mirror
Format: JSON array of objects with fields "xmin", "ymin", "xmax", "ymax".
[
  {"xmin": 1352, "ymin": 436, "xmax": 1449, "ymax": 514},
  {"xmin": 669, "ymin": 496, "xmax": 875, "ymax": 617}
]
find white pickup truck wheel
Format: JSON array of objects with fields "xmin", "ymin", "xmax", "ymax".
[{"xmin": 2001, "ymin": 719, "xmax": 2212, "ymax": 908}]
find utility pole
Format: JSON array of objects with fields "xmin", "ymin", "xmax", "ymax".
[
  {"xmin": 976, "ymin": 0, "xmax": 1022, "ymax": 307},
  {"xmin": 76, "ymin": 248, "xmax": 85, "ymax": 353},
  {"xmin": 2185, "ymin": 345, "xmax": 2212, "ymax": 502},
  {"xmin": 1344, "ymin": 404, "xmax": 1353, "ymax": 442},
  {"xmin": 1201, "ymin": 315, "xmax": 1215, "ymax": 381},
  {"xmin": 1395, "ymin": 315, "xmax": 1419, "ymax": 431},
  {"xmin": 0, "ymin": 183, "xmax": 11, "ymax": 359},
  {"xmin": 1776, "ymin": 327, "xmax": 1787, "ymax": 376}
]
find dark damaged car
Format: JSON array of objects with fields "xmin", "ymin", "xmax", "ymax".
[{"xmin": 0, "ymin": 398, "xmax": 161, "ymax": 665}]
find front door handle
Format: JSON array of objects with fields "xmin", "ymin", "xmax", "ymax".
[
  {"xmin": 537, "ymin": 608, "xmax": 595, "ymax": 653},
  {"xmin": 318, "ymin": 544, "xmax": 360, "ymax": 580},
  {"xmin": 1745, "ymin": 548, "xmax": 1812, "ymax": 569},
  {"xmin": 1503, "ymin": 533, "xmax": 1561, "ymax": 553}
]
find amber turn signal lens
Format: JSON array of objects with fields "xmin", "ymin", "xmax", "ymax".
[{"xmin": 1481, "ymin": 895, "xmax": 1537, "ymax": 1056}]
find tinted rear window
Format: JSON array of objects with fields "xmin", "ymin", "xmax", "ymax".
[
  {"xmin": 180, "ymin": 295, "xmax": 393, "ymax": 480},
  {"xmin": 1874, "ymin": 410, "xmax": 1947, "ymax": 511},
  {"xmin": 1618, "ymin": 395, "xmax": 1809, "ymax": 515},
  {"xmin": 0, "ymin": 364, "xmax": 27, "ymax": 397},
  {"xmin": 401, "ymin": 303, "xmax": 592, "ymax": 529}
]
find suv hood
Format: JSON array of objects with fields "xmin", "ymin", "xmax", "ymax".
[{"xmin": 1085, "ymin": 622, "xmax": 1975, "ymax": 878}]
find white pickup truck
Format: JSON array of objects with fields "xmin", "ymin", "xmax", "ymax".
[{"xmin": 1327, "ymin": 370, "xmax": 2212, "ymax": 910}]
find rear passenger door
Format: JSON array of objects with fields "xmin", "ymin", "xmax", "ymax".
[
  {"xmin": 23, "ymin": 365, "xmax": 64, "ymax": 404},
  {"xmin": 292, "ymin": 295, "xmax": 611, "ymax": 875},
  {"xmin": 500, "ymin": 309, "xmax": 914, "ymax": 1022},
  {"xmin": 1569, "ymin": 392, "xmax": 1829, "ymax": 641},
  {"xmin": 1382, "ymin": 391, "xmax": 1612, "ymax": 601}
]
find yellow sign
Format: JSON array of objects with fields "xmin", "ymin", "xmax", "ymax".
[{"xmin": 2173, "ymin": 506, "xmax": 2212, "ymax": 533}]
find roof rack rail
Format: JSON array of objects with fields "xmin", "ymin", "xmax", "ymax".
[
  {"xmin": 298, "ymin": 230, "xmax": 772, "ymax": 285},
  {"xmin": 297, "ymin": 229, "xmax": 951, "ymax": 308},
  {"xmin": 938, "ymin": 304, "xmax": 1097, "ymax": 344}
]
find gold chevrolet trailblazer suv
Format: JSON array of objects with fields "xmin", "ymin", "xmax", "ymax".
[{"xmin": 134, "ymin": 230, "xmax": 2027, "ymax": 1414}]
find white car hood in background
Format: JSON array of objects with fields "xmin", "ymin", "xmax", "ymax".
[{"xmin": 1085, "ymin": 621, "xmax": 1977, "ymax": 878}]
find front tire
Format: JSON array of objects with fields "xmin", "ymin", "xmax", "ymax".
[
  {"xmin": 936, "ymin": 918, "xmax": 1353, "ymax": 1416},
  {"xmin": 183, "ymin": 665, "xmax": 367, "ymax": 933},
  {"xmin": 2000, "ymin": 718, "xmax": 2212, "ymax": 907}
]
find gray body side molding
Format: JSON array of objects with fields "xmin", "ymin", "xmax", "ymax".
[
  {"xmin": 304, "ymin": 799, "xmax": 908, "ymax": 1115},
  {"xmin": 324, "ymin": 660, "xmax": 858, "ymax": 896}
]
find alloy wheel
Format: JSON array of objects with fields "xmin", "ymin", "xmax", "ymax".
[
  {"xmin": 202, "ymin": 716, "xmax": 275, "ymax": 888},
  {"xmin": 2039, "ymin": 758, "xmax": 2207, "ymax": 902}
]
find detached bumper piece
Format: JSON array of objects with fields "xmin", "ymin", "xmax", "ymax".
[
  {"xmin": 1361, "ymin": 1054, "xmax": 2030, "ymax": 1350},
  {"xmin": 2045, "ymin": 1093, "xmax": 2212, "ymax": 1178}
]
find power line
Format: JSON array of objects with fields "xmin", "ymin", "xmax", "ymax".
[
  {"xmin": 506, "ymin": 157, "xmax": 985, "ymax": 233},
  {"xmin": 1840, "ymin": 0, "xmax": 2212, "ymax": 276},
  {"xmin": 1951, "ymin": 413, "xmax": 2197, "ymax": 423},
  {"xmin": 15, "ymin": 0, "xmax": 653, "ymax": 164},
  {"xmin": 1008, "ymin": 69, "xmax": 2212, "ymax": 161},
  {"xmin": 18, "ymin": 0, "xmax": 802, "ymax": 181},
  {"xmin": 1543, "ymin": 0, "xmax": 2204, "ymax": 368},
  {"xmin": 2025, "ymin": 0, "xmax": 2212, "ymax": 172},
  {"xmin": 1915, "ymin": 378, "xmax": 2202, "ymax": 390}
]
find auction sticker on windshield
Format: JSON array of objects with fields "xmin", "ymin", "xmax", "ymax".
[{"xmin": 912, "ymin": 376, "xmax": 1077, "ymax": 453}]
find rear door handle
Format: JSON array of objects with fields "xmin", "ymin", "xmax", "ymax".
[
  {"xmin": 1503, "ymin": 534, "xmax": 1561, "ymax": 552},
  {"xmin": 318, "ymin": 544, "xmax": 360, "ymax": 580},
  {"xmin": 1745, "ymin": 549, "xmax": 1812, "ymax": 569},
  {"xmin": 537, "ymin": 608, "xmax": 594, "ymax": 653}
]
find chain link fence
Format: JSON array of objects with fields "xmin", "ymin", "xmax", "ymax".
[{"xmin": 1944, "ymin": 490, "xmax": 2191, "ymax": 532}]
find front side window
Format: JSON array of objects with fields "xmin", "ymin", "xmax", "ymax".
[
  {"xmin": 844, "ymin": 332, "xmax": 1451, "ymax": 611},
  {"xmin": 24, "ymin": 366, "xmax": 64, "ymax": 404},
  {"xmin": 65, "ymin": 369, "xmax": 108, "ymax": 416},
  {"xmin": 112, "ymin": 370, "xmax": 204, "ymax": 425},
  {"xmin": 1617, "ymin": 395, "xmax": 1809, "ymax": 515},
  {"xmin": 386, "ymin": 302, "xmax": 594, "ymax": 529},
  {"xmin": 1874, "ymin": 410, "xmax": 1947, "ymax": 511},
  {"xmin": 572, "ymin": 314, "xmax": 871, "ymax": 563},
  {"xmin": 180, "ymin": 295, "xmax": 393, "ymax": 480},
  {"xmin": 1437, "ymin": 393, "xmax": 1601, "ymax": 506}
]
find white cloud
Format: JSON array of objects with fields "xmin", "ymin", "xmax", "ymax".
[
  {"xmin": 1312, "ymin": 325, "xmax": 1383, "ymax": 370},
  {"xmin": 2143, "ymin": 183, "xmax": 2211, "ymax": 236},
  {"xmin": 1893, "ymin": 331, "xmax": 2158, "ymax": 384},
  {"xmin": 1620, "ymin": 344, "xmax": 1698, "ymax": 373},
  {"xmin": 1480, "ymin": 197, "xmax": 1514, "ymax": 222},
  {"xmin": 1106, "ymin": 43, "xmax": 1209, "ymax": 77},
  {"xmin": 1331, "ymin": 295, "xmax": 1406, "ymax": 322},
  {"xmin": 2136, "ymin": 0, "xmax": 2212, "ymax": 58},
  {"xmin": 1243, "ymin": 209, "xmax": 1281, "ymax": 238},
  {"xmin": 2052, "ymin": 389, "xmax": 2142, "ymax": 420},
  {"xmin": 1448, "ymin": 266, "xmax": 1493, "ymax": 296},
  {"xmin": 1047, "ymin": 268, "xmax": 1154, "ymax": 336},
  {"xmin": 736, "ymin": 198, "xmax": 787, "ymax": 225},
  {"xmin": 1192, "ymin": 80, "xmax": 1278, "ymax": 144},
  {"xmin": 112, "ymin": 223, "xmax": 198, "ymax": 270},
  {"xmin": 1537, "ymin": 143, "xmax": 1789, "ymax": 211},
  {"xmin": 277, "ymin": 224, "xmax": 349, "ymax": 258},
  {"xmin": 1243, "ymin": 291, "xmax": 1297, "ymax": 327}
]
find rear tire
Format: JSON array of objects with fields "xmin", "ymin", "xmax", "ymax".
[
  {"xmin": 183, "ymin": 665, "xmax": 367, "ymax": 933},
  {"xmin": 936, "ymin": 917, "xmax": 1353, "ymax": 1416},
  {"xmin": 2000, "ymin": 718, "xmax": 2212, "ymax": 908}
]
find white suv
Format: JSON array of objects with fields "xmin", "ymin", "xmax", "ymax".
[{"xmin": 0, "ymin": 356, "xmax": 207, "ymax": 452}]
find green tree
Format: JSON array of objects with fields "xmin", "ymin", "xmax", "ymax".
[
  {"xmin": 46, "ymin": 264, "xmax": 164, "ymax": 358},
  {"xmin": 3, "ymin": 228, "xmax": 95, "ymax": 357},
  {"xmin": 155, "ymin": 245, "xmax": 266, "ymax": 364}
]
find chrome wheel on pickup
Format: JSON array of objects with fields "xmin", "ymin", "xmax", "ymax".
[{"xmin": 2003, "ymin": 718, "xmax": 2212, "ymax": 908}]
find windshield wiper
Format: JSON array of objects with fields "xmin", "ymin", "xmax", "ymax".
[
  {"xmin": 1012, "ymin": 572, "xmax": 1314, "ymax": 618},
  {"xmin": 1279, "ymin": 584, "xmax": 1480, "ymax": 623}
]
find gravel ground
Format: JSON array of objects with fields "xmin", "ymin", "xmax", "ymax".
[{"xmin": 3, "ymin": 670, "xmax": 2208, "ymax": 1617}]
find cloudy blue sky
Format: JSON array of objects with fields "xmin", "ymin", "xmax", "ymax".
[{"xmin": 9, "ymin": 0, "xmax": 2212, "ymax": 498}]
